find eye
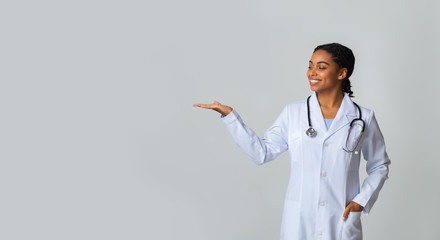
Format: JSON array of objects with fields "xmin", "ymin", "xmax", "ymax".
[{"xmin": 318, "ymin": 66, "xmax": 327, "ymax": 70}]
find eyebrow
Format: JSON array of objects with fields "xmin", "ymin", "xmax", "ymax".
[{"xmin": 309, "ymin": 60, "xmax": 330, "ymax": 65}]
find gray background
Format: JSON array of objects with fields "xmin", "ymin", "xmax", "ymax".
[{"xmin": 1, "ymin": 0, "xmax": 439, "ymax": 239}]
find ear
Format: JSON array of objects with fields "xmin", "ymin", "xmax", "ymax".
[{"xmin": 338, "ymin": 68, "xmax": 347, "ymax": 80}]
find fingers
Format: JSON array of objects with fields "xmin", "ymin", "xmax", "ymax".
[
  {"xmin": 193, "ymin": 103, "xmax": 207, "ymax": 108},
  {"xmin": 193, "ymin": 103, "xmax": 215, "ymax": 109},
  {"xmin": 342, "ymin": 205, "xmax": 350, "ymax": 221},
  {"xmin": 342, "ymin": 202, "xmax": 364, "ymax": 221},
  {"xmin": 193, "ymin": 101, "xmax": 221, "ymax": 109}
]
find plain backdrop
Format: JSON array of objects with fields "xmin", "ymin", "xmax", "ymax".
[{"xmin": 1, "ymin": 0, "xmax": 439, "ymax": 239}]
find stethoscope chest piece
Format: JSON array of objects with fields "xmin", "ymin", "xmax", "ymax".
[{"xmin": 306, "ymin": 127, "xmax": 317, "ymax": 137}]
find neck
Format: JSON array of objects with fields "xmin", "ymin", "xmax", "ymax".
[{"xmin": 316, "ymin": 90, "xmax": 344, "ymax": 109}]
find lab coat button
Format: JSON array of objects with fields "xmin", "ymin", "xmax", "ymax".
[
  {"xmin": 318, "ymin": 231, "xmax": 323, "ymax": 236},
  {"xmin": 324, "ymin": 143, "xmax": 329, "ymax": 147},
  {"xmin": 320, "ymin": 202, "xmax": 325, "ymax": 206},
  {"xmin": 321, "ymin": 172, "xmax": 327, "ymax": 177}
]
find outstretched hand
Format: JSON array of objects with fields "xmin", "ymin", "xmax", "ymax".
[
  {"xmin": 342, "ymin": 201, "xmax": 364, "ymax": 221},
  {"xmin": 193, "ymin": 101, "xmax": 233, "ymax": 116}
]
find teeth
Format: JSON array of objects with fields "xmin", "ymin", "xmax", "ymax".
[{"xmin": 310, "ymin": 80, "xmax": 320, "ymax": 83}]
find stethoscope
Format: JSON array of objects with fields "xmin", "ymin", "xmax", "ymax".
[{"xmin": 305, "ymin": 96, "xmax": 365, "ymax": 153}]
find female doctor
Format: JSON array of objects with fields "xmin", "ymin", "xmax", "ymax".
[{"xmin": 193, "ymin": 43, "xmax": 390, "ymax": 240}]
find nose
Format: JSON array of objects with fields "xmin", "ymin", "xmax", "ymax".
[{"xmin": 309, "ymin": 66, "xmax": 317, "ymax": 76}]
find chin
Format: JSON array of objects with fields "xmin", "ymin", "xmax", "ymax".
[{"xmin": 310, "ymin": 86, "xmax": 319, "ymax": 92}]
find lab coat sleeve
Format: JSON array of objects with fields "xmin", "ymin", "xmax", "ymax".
[
  {"xmin": 221, "ymin": 106, "xmax": 289, "ymax": 165},
  {"xmin": 352, "ymin": 113, "xmax": 391, "ymax": 214}
]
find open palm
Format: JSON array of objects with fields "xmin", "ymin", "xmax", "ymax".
[{"xmin": 193, "ymin": 101, "xmax": 232, "ymax": 116}]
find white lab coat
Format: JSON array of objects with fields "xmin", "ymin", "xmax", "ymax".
[{"xmin": 221, "ymin": 92, "xmax": 390, "ymax": 240}]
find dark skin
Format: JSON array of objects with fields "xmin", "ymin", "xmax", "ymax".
[
  {"xmin": 193, "ymin": 49, "xmax": 363, "ymax": 221},
  {"xmin": 307, "ymin": 50, "xmax": 345, "ymax": 119}
]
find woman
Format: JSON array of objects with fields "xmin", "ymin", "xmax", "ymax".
[{"xmin": 193, "ymin": 43, "xmax": 390, "ymax": 240}]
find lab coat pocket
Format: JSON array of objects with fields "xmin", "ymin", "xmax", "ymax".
[
  {"xmin": 341, "ymin": 211, "xmax": 362, "ymax": 240},
  {"xmin": 288, "ymin": 131, "xmax": 302, "ymax": 162}
]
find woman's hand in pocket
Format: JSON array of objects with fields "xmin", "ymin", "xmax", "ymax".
[{"xmin": 342, "ymin": 201, "xmax": 363, "ymax": 221}]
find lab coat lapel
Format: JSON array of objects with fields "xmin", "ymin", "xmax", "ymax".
[{"xmin": 325, "ymin": 93, "xmax": 357, "ymax": 140}]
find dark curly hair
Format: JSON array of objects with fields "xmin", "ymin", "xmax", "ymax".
[{"xmin": 314, "ymin": 43, "xmax": 355, "ymax": 97}]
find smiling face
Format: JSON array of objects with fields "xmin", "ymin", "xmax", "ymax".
[{"xmin": 307, "ymin": 49, "xmax": 347, "ymax": 95}]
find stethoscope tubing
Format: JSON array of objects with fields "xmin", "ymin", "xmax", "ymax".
[{"xmin": 305, "ymin": 95, "xmax": 366, "ymax": 152}]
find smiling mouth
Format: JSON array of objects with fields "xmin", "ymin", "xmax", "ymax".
[{"xmin": 310, "ymin": 79, "xmax": 321, "ymax": 83}]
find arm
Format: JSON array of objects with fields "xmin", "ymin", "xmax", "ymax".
[
  {"xmin": 221, "ymin": 107, "xmax": 289, "ymax": 165},
  {"xmin": 193, "ymin": 101, "xmax": 289, "ymax": 165},
  {"xmin": 352, "ymin": 113, "xmax": 391, "ymax": 214}
]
